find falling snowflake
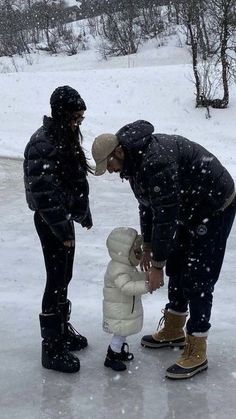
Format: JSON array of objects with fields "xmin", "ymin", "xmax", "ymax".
[{"xmin": 113, "ymin": 374, "xmax": 121, "ymax": 381}]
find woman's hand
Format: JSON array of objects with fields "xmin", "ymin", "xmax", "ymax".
[{"xmin": 140, "ymin": 249, "xmax": 152, "ymax": 271}]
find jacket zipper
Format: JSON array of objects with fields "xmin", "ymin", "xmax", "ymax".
[{"xmin": 131, "ymin": 296, "xmax": 135, "ymax": 313}]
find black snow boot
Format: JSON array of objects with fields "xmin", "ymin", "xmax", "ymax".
[
  {"xmin": 104, "ymin": 346, "xmax": 127, "ymax": 371},
  {"xmin": 59, "ymin": 300, "xmax": 88, "ymax": 351},
  {"xmin": 40, "ymin": 312, "xmax": 80, "ymax": 373},
  {"xmin": 104, "ymin": 344, "xmax": 134, "ymax": 372}
]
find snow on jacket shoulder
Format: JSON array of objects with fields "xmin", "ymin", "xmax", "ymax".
[{"xmin": 103, "ymin": 227, "xmax": 148, "ymax": 336}]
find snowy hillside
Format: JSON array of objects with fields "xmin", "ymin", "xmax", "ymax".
[
  {"xmin": 0, "ymin": 15, "xmax": 236, "ymax": 419},
  {"xmin": 0, "ymin": 29, "xmax": 235, "ymax": 178}
]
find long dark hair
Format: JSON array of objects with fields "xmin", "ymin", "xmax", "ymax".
[{"xmin": 52, "ymin": 119, "xmax": 93, "ymax": 175}]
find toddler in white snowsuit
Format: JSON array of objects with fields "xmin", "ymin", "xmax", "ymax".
[{"xmin": 103, "ymin": 227, "xmax": 149, "ymax": 371}]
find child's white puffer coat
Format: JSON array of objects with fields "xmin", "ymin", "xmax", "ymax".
[{"xmin": 103, "ymin": 227, "xmax": 148, "ymax": 337}]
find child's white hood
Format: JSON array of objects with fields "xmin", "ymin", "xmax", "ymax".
[{"xmin": 106, "ymin": 227, "xmax": 137, "ymax": 265}]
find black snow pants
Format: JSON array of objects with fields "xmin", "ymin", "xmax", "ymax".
[
  {"xmin": 34, "ymin": 212, "xmax": 75, "ymax": 313},
  {"xmin": 165, "ymin": 199, "xmax": 236, "ymax": 334}
]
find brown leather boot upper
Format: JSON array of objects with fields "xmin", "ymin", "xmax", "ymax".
[
  {"xmin": 176, "ymin": 334, "xmax": 207, "ymax": 368},
  {"xmin": 153, "ymin": 310, "xmax": 187, "ymax": 342}
]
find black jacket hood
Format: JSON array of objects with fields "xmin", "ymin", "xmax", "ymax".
[
  {"xmin": 116, "ymin": 120, "xmax": 154, "ymax": 150},
  {"xmin": 116, "ymin": 120, "xmax": 154, "ymax": 179}
]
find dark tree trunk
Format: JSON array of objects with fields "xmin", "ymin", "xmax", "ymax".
[{"xmin": 188, "ymin": 23, "xmax": 202, "ymax": 107}]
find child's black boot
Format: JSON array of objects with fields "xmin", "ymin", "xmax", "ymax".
[{"xmin": 104, "ymin": 346, "xmax": 127, "ymax": 371}]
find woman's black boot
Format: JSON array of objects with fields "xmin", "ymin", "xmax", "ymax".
[{"xmin": 40, "ymin": 312, "xmax": 80, "ymax": 373}]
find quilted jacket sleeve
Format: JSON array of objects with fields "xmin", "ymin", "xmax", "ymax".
[
  {"xmin": 114, "ymin": 272, "xmax": 148, "ymax": 296},
  {"xmin": 81, "ymin": 208, "xmax": 93, "ymax": 228},
  {"xmin": 68, "ymin": 167, "xmax": 91, "ymax": 224}
]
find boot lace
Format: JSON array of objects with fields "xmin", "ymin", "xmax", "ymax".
[
  {"xmin": 180, "ymin": 341, "xmax": 191, "ymax": 360},
  {"xmin": 180, "ymin": 339, "xmax": 201, "ymax": 360},
  {"xmin": 67, "ymin": 322, "xmax": 82, "ymax": 338},
  {"xmin": 156, "ymin": 309, "xmax": 166, "ymax": 331}
]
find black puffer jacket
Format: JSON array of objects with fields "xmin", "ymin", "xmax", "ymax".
[
  {"xmin": 116, "ymin": 120, "xmax": 235, "ymax": 262},
  {"xmin": 24, "ymin": 116, "xmax": 92, "ymax": 242}
]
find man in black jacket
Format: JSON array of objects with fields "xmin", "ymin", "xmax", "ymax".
[
  {"xmin": 24, "ymin": 86, "xmax": 93, "ymax": 373},
  {"xmin": 92, "ymin": 120, "xmax": 235, "ymax": 379}
]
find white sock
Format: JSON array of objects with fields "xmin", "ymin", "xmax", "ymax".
[{"xmin": 110, "ymin": 335, "xmax": 126, "ymax": 353}]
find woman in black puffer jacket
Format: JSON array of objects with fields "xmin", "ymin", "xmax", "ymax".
[{"xmin": 24, "ymin": 86, "xmax": 93, "ymax": 373}]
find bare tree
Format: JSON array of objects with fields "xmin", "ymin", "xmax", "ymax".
[
  {"xmin": 0, "ymin": 0, "xmax": 31, "ymax": 56},
  {"xmin": 98, "ymin": 0, "xmax": 142, "ymax": 57},
  {"xmin": 166, "ymin": 0, "xmax": 182, "ymax": 25},
  {"xmin": 207, "ymin": 0, "xmax": 236, "ymax": 108},
  {"xmin": 138, "ymin": 0, "xmax": 166, "ymax": 40},
  {"xmin": 175, "ymin": 0, "xmax": 236, "ymax": 108}
]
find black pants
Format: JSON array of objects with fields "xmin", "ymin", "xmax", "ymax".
[
  {"xmin": 165, "ymin": 201, "xmax": 236, "ymax": 334},
  {"xmin": 34, "ymin": 212, "xmax": 75, "ymax": 313}
]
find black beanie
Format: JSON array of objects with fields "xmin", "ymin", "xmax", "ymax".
[{"xmin": 50, "ymin": 85, "xmax": 86, "ymax": 120}]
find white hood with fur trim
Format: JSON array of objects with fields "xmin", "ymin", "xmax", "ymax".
[{"xmin": 103, "ymin": 227, "xmax": 148, "ymax": 337}]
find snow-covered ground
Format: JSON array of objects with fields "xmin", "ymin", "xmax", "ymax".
[
  {"xmin": 1, "ymin": 157, "xmax": 236, "ymax": 419},
  {"xmin": 0, "ymin": 28, "xmax": 236, "ymax": 419}
]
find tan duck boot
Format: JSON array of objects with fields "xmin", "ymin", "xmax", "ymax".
[
  {"xmin": 141, "ymin": 309, "xmax": 187, "ymax": 348},
  {"xmin": 166, "ymin": 334, "xmax": 208, "ymax": 379}
]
